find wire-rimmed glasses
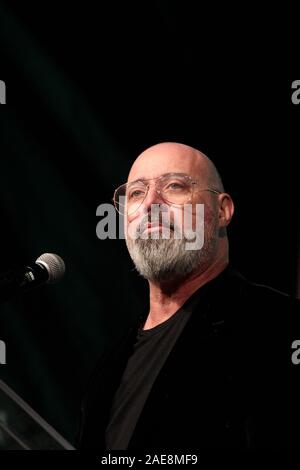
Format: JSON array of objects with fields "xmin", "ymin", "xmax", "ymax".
[{"xmin": 113, "ymin": 172, "xmax": 221, "ymax": 215}]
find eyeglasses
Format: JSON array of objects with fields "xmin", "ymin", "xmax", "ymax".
[{"xmin": 113, "ymin": 172, "xmax": 221, "ymax": 215}]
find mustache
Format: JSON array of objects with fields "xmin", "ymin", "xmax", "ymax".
[{"xmin": 136, "ymin": 211, "xmax": 176, "ymax": 236}]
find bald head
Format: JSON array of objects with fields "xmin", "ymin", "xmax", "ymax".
[{"xmin": 128, "ymin": 142, "xmax": 224, "ymax": 192}]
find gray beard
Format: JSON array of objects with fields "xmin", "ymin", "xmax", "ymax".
[{"xmin": 126, "ymin": 235, "xmax": 217, "ymax": 283}]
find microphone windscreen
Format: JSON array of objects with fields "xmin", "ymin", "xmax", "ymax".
[{"xmin": 35, "ymin": 253, "xmax": 65, "ymax": 284}]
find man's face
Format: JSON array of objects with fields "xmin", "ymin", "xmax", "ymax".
[{"xmin": 124, "ymin": 146, "xmax": 221, "ymax": 283}]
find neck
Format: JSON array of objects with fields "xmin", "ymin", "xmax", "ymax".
[{"xmin": 143, "ymin": 256, "xmax": 228, "ymax": 330}]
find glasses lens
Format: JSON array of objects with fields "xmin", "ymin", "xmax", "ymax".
[
  {"xmin": 114, "ymin": 181, "xmax": 148, "ymax": 215},
  {"xmin": 114, "ymin": 175, "xmax": 194, "ymax": 214},
  {"xmin": 158, "ymin": 174, "xmax": 192, "ymax": 205}
]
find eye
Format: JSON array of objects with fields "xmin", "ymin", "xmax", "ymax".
[
  {"xmin": 165, "ymin": 181, "xmax": 186, "ymax": 191},
  {"xmin": 128, "ymin": 189, "xmax": 146, "ymax": 199}
]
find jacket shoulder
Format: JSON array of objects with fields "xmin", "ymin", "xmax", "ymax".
[{"xmin": 227, "ymin": 269, "xmax": 300, "ymax": 332}]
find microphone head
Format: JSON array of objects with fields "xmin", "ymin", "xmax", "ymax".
[{"xmin": 35, "ymin": 253, "xmax": 65, "ymax": 284}]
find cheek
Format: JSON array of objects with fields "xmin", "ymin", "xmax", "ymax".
[
  {"xmin": 203, "ymin": 206, "xmax": 219, "ymax": 237},
  {"xmin": 125, "ymin": 213, "xmax": 141, "ymax": 239},
  {"xmin": 204, "ymin": 206, "xmax": 215, "ymax": 223},
  {"xmin": 169, "ymin": 207, "xmax": 184, "ymax": 227},
  {"xmin": 126, "ymin": 204, "xmax": 147, "ymax": 225},
  {"xmin": 192, "ymin": 204, "xmax": 217, "ymax": 232}
]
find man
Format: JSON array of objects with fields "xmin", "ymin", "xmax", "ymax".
[{"xmin": 78, "ymin": 142, "xmax": 300, "ymax": 450}]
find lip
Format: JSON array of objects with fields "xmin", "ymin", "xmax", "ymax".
[
  {"xmin": 140, "ymin": 222, "xmax": 165, "ymax": 233},
  {"xmin": 147, "ymin": 222, "xmax": 163, "ymax": 228},
  {"xmin": 144, "ymin": 224, "xmax": 164, "ymax": 232},
  {"xmin": 142, "ymin": 223, "xmax": 175, "ymax": 234}
]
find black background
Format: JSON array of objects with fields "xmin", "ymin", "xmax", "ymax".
[{"xmin": 0, "ymin": 0, "xmax": 299, "ymax": 445}]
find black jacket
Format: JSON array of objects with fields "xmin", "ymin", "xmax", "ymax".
[{"xmin": 78, "ymin": 268, "xmax": 300, "ymax": 449}]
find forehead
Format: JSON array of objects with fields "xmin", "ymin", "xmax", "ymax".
[{"xmin": 128, "ymin": 147, "xmax": 206, "ymax": 183}]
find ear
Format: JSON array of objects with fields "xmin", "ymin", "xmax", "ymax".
[{"xmin": 218, "ymin": 193, "xmax": 234, "ymax": 227}]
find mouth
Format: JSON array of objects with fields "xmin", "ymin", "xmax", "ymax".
[
  {"xmin": 144, "ymin": 223, "xmax": 164, "ymax": 232},
  {"xmin": 142, "ymin": 222, "xmax": 174, "ymax": 234}
]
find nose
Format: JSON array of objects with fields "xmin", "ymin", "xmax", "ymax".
[
  {"xmin": 127, "ymin": 182, "xmax": 165, "ymax": 225},
  {"xmin": 142, "ymin": 184, "xmax": 164, "ymax": 212}
]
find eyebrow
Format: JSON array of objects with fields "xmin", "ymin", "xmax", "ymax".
[
  {"xmin": 127, "ymin": 172, "xmax": 189, "ymax": 185},
  {"xmin": 127, "ymin": 177, "xmax": 148, "ymax": 185}
]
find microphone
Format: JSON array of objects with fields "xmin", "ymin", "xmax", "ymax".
[{"xmin": 0, "ymin": 253, "xmax": 65, "ymax": 303}]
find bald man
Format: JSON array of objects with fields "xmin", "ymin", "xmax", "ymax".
[{"xmin": 78, "ymin": 143, "xmax": 300, "ymax": 450}]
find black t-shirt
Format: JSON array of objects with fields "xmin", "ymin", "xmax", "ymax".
[{"xmin": 105, "ymin": 294, "xmax": 201, "ymax": 450}]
